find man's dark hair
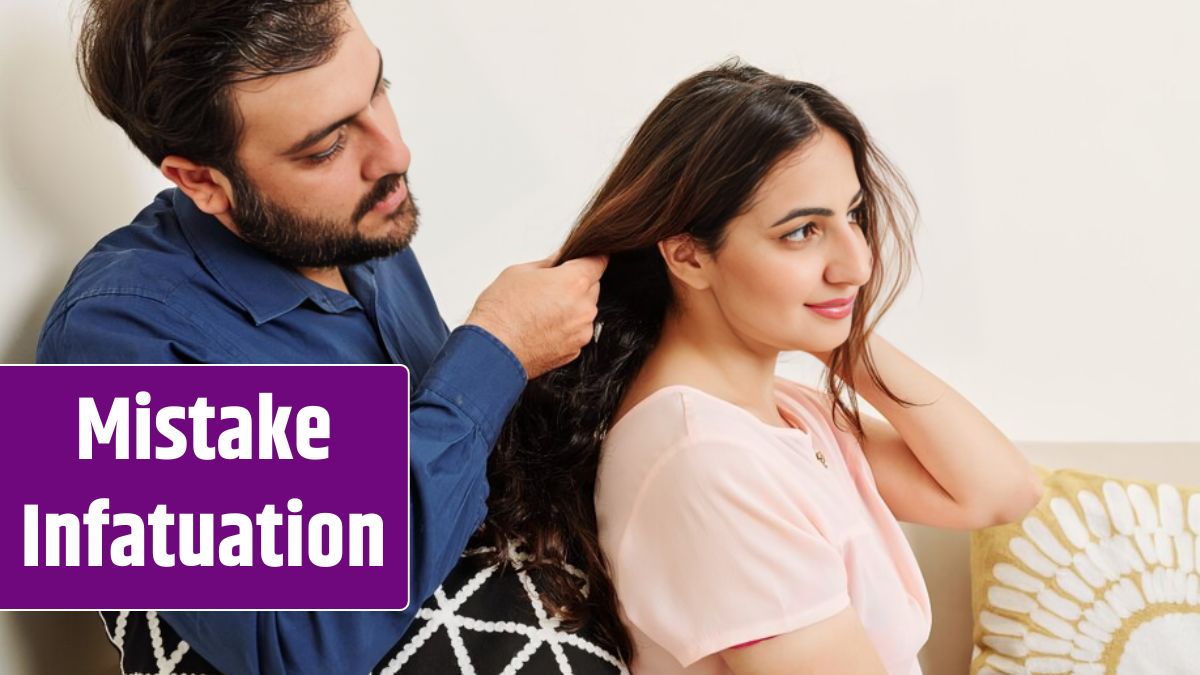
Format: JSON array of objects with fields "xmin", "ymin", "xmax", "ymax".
[{"xmin": 77, "ymin": 0, "xmax": 347, "ymax": 173}]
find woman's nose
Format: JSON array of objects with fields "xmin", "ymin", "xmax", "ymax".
[{"xmin": 825, "ymin": 221, "xmax": 872, "ymax": 287}]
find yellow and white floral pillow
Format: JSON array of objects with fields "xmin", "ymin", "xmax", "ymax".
[{"xmin": 969, "ymin": 468, "xmax": 1200, "ymax": 674}]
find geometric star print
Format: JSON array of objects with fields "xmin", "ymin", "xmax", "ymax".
[
  {"xmin": 377, "ymin": 547, "xmax": 628, "ymax": 675},
  {"xmin": 99, "ymin": 545, "xmax": 628, "ymax": 675}
]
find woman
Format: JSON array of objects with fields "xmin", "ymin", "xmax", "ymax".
[{"xmin": 483, "ymin": 61, "xmax": 1043, "ymax": 674}]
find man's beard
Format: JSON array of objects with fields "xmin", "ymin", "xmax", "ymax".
[{"xmin": 228, "ymin": 171, "xmax": 420, "ymax": 268}]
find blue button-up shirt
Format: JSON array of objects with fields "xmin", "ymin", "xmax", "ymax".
[{"xmin": 37, "ymin": 189, "xmax": 527, "ymax": 675}]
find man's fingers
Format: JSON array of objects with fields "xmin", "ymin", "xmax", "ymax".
[
  {"xmin": 557, "ymin": 254, "xmax": 609, "ymax": 280},
  {"xmin": 584, "ymin": 254, "xmax": 610, "ymax": 278}
]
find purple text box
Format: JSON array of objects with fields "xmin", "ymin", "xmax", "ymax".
[{"xmin": 0, "ymin": 365, "xmax": 409, "ymax": 610}]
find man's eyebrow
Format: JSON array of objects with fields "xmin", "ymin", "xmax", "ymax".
[
  {"xmin": 769, "ymin": 189, "xmax": 865, "ymax": 228},
  {"xmin": 282, "ymin": 49, "xmax": 385, "ymax": 157}
]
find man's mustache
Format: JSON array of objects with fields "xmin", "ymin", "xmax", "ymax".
[{"xmin": 352, "ymin": 174, "xmax": 407, "ymax": 225}]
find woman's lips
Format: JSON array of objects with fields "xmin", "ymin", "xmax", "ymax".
[
  {"xmin": 805, "ymin": 295, "xmax": 855, "ymax": 320},
  {"xmin": 372, "ymin": 180, "xmax": 408, "ymax": 214}
]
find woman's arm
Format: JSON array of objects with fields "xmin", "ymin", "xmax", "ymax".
[
  {"xmin": 719, "ymin": 606, "xmax": 889, "ymax": 675},
  {"xmin": 843, "ymin": 334, "xmax": 1043, "ymax": 529}
]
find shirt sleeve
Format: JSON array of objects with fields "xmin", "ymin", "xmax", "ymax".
[
  {"xmin": 163, "ymin": 327, "xmax": 526, "ymax": 675},
  {"xmin": 43, "ymin": 294, "xmax": 527, "ymax": 673},
  {"xmin": 614, "ymin": 435, "xmax": 851, "ymax": 667},
  {"xmin": 161, "ymin": 326, "xmax": 523, "ymax": 675},
  {"xmin": 406, "ymin": 324, "xmax": 527, "ymax": 602}
]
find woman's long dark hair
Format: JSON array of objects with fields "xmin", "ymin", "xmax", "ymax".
[{"xmin": 481, "ymin": 60, "xmax": 918, "ymax": 662}]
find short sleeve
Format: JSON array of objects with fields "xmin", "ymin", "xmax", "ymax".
[{"xmin": 613, "ymin": 436, "xmax": 851, "ymax": 667}]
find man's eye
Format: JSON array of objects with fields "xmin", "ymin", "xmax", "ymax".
[
  {"xmin": 782, "ymin": 222, "xmax": 817, "ymax": 242},
  {"xmin": 307, "ymin": 132, "xmax": 347, "ymax": 165}
]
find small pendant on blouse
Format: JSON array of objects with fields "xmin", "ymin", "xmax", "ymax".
[{"xmin": 815, "ymin": 450, "xmax": 828, "ymax": 468}]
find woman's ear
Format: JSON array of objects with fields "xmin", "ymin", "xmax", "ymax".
[{"xmin": 658, "ymin": 234, "xmax": 712, "ymax": 291}]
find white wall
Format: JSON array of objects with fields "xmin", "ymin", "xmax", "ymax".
[{"xmin": 2, "ymin": 0, "xmax": 1197, "ymax": 443}]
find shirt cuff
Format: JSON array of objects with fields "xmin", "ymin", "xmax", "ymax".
[{"xmin": 417, "ymin": 324, "xmax": 527, "ymax": 437}]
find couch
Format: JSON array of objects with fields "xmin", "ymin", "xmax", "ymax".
[{"xmin": 909, "ymin": 442, "xmax": 1200, "ymax": 675}]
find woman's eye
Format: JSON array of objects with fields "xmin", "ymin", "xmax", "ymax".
[
  {"xmin": 848, "ymin": 205, "xmax": 865, "ymax": 225},
  {"xmin": 782, "ymin": 222, "xmax": 817, "ymax": 242}
]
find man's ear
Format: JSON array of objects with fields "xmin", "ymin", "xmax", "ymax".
[
  {"xmin": 160, "ymin": 155, "xmax": 235, "ymax": 217},
  {"xmin": 658, "ymin": 234, "xmax": 712, "ymax": 291}
]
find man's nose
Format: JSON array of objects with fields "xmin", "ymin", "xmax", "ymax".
[{"xmin": 360, "ymin": 110, "xmax": 410, "ymax": 182}]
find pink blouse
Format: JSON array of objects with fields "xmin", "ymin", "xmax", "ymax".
[{"xmin": 594, "ymin": 379, "xmax": 931, "ymax": 674}]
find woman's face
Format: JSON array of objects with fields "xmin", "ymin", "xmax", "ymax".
[{"xmin": 699, "ymin": 128, "xmax": 873, "ymax": 355}]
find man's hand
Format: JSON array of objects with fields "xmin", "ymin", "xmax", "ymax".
[{"xmin": 466, "ymin": 252, "xmax": 608, "ymax": 379}]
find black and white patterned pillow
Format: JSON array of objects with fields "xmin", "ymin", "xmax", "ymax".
[{"xmin": 100, "ymin": 548, "xmax": 628, "ymax": 674}]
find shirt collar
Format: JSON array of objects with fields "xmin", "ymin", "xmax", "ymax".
[{"xmin": 173, "ymin": 189, "xmax": 364, "ymax": 325}]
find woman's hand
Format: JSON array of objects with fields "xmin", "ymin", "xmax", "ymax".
[{"xmin": 842, "ymin": 334, "xmax": 1044, "ymax": 529}]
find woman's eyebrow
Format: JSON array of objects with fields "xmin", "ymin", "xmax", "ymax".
[{"xmin": 770, "ymin": 189, "xmax": 865, "ymax": 228}]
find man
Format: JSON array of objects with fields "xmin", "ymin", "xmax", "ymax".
[{"xmin": 37, "ymin": 1, "xmax": 605, "ymax": 673}]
